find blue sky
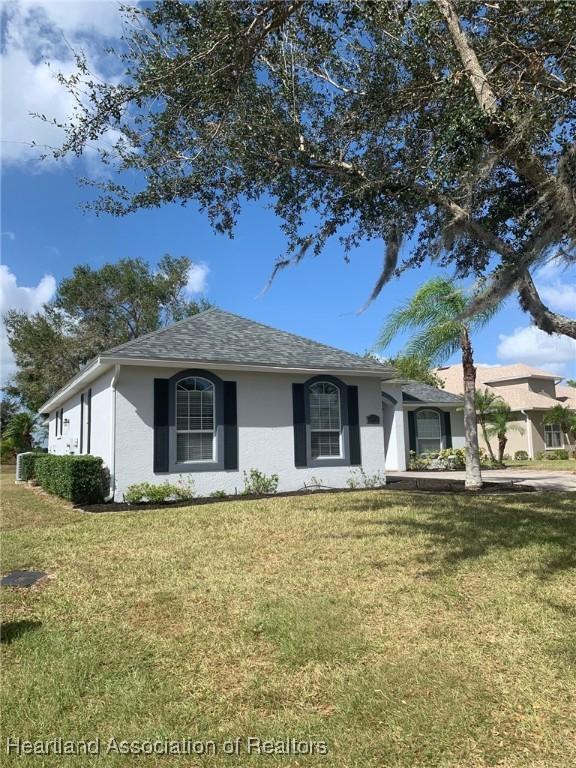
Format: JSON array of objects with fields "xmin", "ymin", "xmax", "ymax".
[{"xmin": 2, "ymin": 0, "xmax": 575, "ymax": 383}]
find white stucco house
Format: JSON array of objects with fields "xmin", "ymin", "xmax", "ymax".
[
  {"xmin": 40, "ymin": 309, "xmax": 466, "ymax": 500},
  {"xmin": 40, "ymin": 309, "xmax": 390, "ymax": 500}
]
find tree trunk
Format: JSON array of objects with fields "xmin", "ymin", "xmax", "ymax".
[
  {"xmin": 498, "ymin": 435, "xmax": 507, "ymax": 465},
  {"xmin": 479, "ymin": 416, "xmax": 497, "ymax": 464},
  {"xmin": 460, "ymin": 328, "xmax": 483, "ymax": 490},
  {"xmin": 518, "ymin": 271, "xmax": 576, "ymax": 339}
]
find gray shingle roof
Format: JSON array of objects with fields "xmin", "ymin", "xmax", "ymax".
[
  {"xmin": 402, "ymin": 381, "xmax": 463, "ymax": 404},
  {"xmin": 100, "ymin": 308, "xmax": 392, "ymax": 374}
]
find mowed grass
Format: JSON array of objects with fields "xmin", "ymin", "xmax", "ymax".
[
  {"xmin": 502, "ymin": 459, "xmax": 576, "ymax": 472},
  {"xmin": 1, "ymin": 466, "xmax": 576, "ymax": 767}
]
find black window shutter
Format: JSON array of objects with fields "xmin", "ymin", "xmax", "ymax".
[
  {"xmin": 443, "ymin": 411, "xmax": 452, "ymax": 448},
  {"xmin": 60, "ymin": 408, "xmax": 63, "ymax": 437},
  {"xmin": 86, "ymin": 389, "xmax": 92, "ymax": 454},
  {"xmin": 347, "ymin": 385, "xmax": 361, "ymax": 466},
  {"xmin": 292, "ymin": 384, "xmax": 307, "ymax": 467},
  {"xmin": 80, "ymin": 393, "xmax": 84, "ymax": 454},
  {"xmin": 154, "ymin": 379, "xmax": 170, "ymax": 473},
  {"xmin": 223, "ymin": 381, "xmax": 238, "ymax": 470},
  {"xmin": 408, "ymin": 411, "xmax": 416, "ymax": 452}
]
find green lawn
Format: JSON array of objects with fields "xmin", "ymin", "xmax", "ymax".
[
  {"xmin": 502, "ymin": 459, "xmax": 576, "ymax": 472},
  {"xmin": 2, "ymin": 467, "xmax": 576, "ymax": 767}
]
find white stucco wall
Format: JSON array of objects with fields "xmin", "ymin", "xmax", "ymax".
[
  {"xmin": 47, "ymin": 369, "xmax": 113, "ymax": 464},
  {"xmin": 113, "ymin": 366, "xmax": 386, "ymax": 501},
  {"xmin": 450, "ymin": 410, "xmax": 465, "ymax": 449},
  {"xmin": 48, "ymin": 391, "xmax": 81, "ymax": 456},
  {"xmin": 381, "ymin": 384, "xmax": 406, "ymax": 471}
]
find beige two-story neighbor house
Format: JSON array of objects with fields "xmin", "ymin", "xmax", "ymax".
[{"xmin": 436, "ymin": 363, "xmax": 576, "ymax": 459}]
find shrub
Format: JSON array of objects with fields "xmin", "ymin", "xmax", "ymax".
[
  {"xmin": 514, "ymin": 450, "xmax": 529, "ymax": 461},
  {"xmin": 243, "ymin": 468, "xmax": 279, "ymax": 495},
  {"xmin": 537, "ymin": 449, "xmax": 569, "ymax": 460},
  {"xmin": 19, "ymin": 451, "xmax": 45, "ymax": 481},
  {"xmin": 209, "ymin": 489, "xmax": 227, "ymax": 498},
  {"xmin": 408, "ymin": 448, "xmax": 466, "ymax": 471},
  {"xmin": 35, "ymin": 454, "xmax": 105, "ymax": 504},
  {"xmin": 346, "ymin": 468, "xmax": 386, "ymax": 489},
  {"xmin": 124, "ymin": 479, "xmax": 195, "ymax": 504}
]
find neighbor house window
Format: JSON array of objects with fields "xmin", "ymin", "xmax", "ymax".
[
  {"xmin": 416, "ymin": 409, "xmax": 442, "ymax": 454},
  {"xmin": 309, "ymin": 381, "xmax": 342, "ymax": 459},
  {"xmin": 176, "ymin": 377, "xmax": 215, "ymax": 462},
  {"xmin": 544, "ymin": 423, "xmax": 563, "ymax": 449}
]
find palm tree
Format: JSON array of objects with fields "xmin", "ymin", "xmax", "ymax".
[
  {"xmin": 377, "ymin": 277, "xmax": 496, "ymax": 490},
  {"xmin": 2, "ymin": 411, "xmax": 37, "ymax": 454},
  {"xmin": 475, "ymin": 387, "xmax": 505, "ymax": 464},
  {"xmin": 542, "ymin": 405, "xmax": 576, "ymax": 456},
  {"xmin": 487, "ymin": 404, "xmax": 524, "ymax": 465}
]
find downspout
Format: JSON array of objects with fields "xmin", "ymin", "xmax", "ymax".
[
  {"xmin": 104, "ymin": 364, "xmax": 120, "ymax": 502},
  {"xmin": 521, "ymin": 409, "xmax": 534, "ymax": 459}
]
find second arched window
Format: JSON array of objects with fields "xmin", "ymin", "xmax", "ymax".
[
  {"xmin": 176, "ymin": 377, "xmax": 215, "ymax": 462},
  {"xmin": 309, "ymin": 381, "xmax": 342, "ymax": 459}
]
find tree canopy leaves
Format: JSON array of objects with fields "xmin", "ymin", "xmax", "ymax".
[
  {"xmin": 51, "ymin": 0, "xmax": 576, "ymax": 335},
  {"xmin": 4, "ymin": 256, "xmax": 211, "ymax": 411}
]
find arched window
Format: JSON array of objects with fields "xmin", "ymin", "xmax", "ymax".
[
  {"xmin": 416, "ymin": 409, "xmax": 442, "ymax": 454},
  {"xmin": 309, "ymin": 381, "xmax": 342, "ymax": 459},
  {"xmin": 176, "ymin": 377, "xmax": 215, "ymax": 462}
]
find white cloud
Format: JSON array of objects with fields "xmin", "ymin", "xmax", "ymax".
[
  {"xmin": 0, "ymin": 265, "xmax": 56, "ymax": 384},
  {"xmin": 538, "ymin": 283, "xmax": 576, "ymax": 313},
  {"xmin": 2, "ymin": 231, "xmax": 16, "ymax": 241},
  {"xmin": 534, "ymin": 258, "xmax": 576, "ymax": 315},
  {"xmin": 497, "ymin": 325, "xmax": 576, "ymax": 375},
  {"xmin": 1, "ymin": 0, "xmax": 128, "ymax": 169},
  {"xmin": 184, "ymin": 263, "xmax": 209, "ymax": 295}
]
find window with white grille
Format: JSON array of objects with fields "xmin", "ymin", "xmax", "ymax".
[
  {"xmin": 310, "ymin": 381, "xmax": 342, "ymax": 458},
  {"xmin": 416, "ymin": 409, "xmax": 442, "ymax": 454},
  {"xmin": 176, "ymin": 377, "xmax": 215, "ymax": 462},
  {"xmin": 544, "ymin": 423, "xmax": 563, "ymax": 449}
]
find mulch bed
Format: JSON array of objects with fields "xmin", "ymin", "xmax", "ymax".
[{"xmin": 78, "ymin": 478, "xmax": 537, "ymax": 513}]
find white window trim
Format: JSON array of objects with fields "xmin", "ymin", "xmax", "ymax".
[
  {"xmin": 416, "ymin": 409, "xmax": 443, "ymax": 455},
  {"xmin": 309, "ymin": 381, "xmax": 343, "ymax": 460},
  {"xmin": 544, "ymin": 422, "xmax": 564, "ymax": 450},
  {"xmin": 176, "ymin": 377, "xmax": 216, "ymax": 464}
]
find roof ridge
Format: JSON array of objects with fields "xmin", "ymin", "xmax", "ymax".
[
  {"xmin": 102, "ymin": 306, "xmax": 380, "ymax": 365},
  {"xmin": 212, "ymin": 309, "xmax": 375, "ymax": 361},
  {"xmin": 101, "ymin": 306, "xmax": 218, "ymax": 356}
]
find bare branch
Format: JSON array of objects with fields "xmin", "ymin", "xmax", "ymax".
[{"xmin": 517, "ymin": 270, "xmax": 576, "ymax": 338}]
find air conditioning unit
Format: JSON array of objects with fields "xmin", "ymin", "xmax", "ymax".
[{"xmin": 15, "ymin": 452, "xmax": 35, "ymax": 482}]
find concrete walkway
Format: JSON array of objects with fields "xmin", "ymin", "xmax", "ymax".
[{"xmin": 387, "ymin": 469, "xmax": 576, "ymax": 492}]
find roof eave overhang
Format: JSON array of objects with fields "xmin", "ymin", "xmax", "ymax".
[
  {"xmin": 39, "ymin": 355, "xmax": 396, "ymax": 413},
  {"xmin": 403, "ymin": 400, "xmax": 463, "ymax": 407},
  {"xmin": 39, "ymin": 357, "xmax": 113, "ymax": 414},
  {"xmin": 98, "ymin": 355, "xmax": 395, "ymax": 379},
  {"xmin": 485, "ymin": 374, "xmax": 561, "ymax": 384}
]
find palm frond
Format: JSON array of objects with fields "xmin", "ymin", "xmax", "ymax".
[{"xmin": 376, "ymin": 277, "xmax": 466, "ymax": 355}]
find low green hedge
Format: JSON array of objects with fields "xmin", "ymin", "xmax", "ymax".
[
  {"xmin": 536, "ymin": 449, "xmax": 570, "ymax": 461},
  {"xmin": 19, "ymin": 451, "xmax": 45, "ymax": 481},
  {"xmin": 35, "ymin": 454, "xmax": 105, "ymax": 504}
]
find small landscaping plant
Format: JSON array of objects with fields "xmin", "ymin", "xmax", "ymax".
[
  {"xmin": 346, "ymin": 468, "xmax": 386, "ymax": 489},
  {"xmin": 35, "ymin": 454, "xmax": 105, "ymax": 504},
  {"xmin": 124, "ymin": 480, "xmax": 195, "ymax": 504},
  {"xmin": 514, "ymin": 450, "xmax": 529, "ymax": 461},
  {"xmin": 242, "ymin": 468, "xmax": 279, "ymax": 495},
  {"xmin": 209, "ymin": 489, "xmax": 227, "ymax": 498}
]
